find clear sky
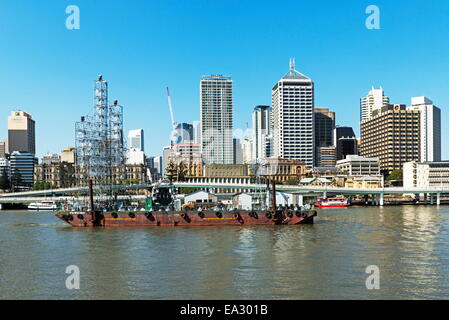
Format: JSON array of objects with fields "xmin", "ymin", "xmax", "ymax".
[{"xmin": 0, "ymin": 0, "xmax": 448, "ymax": 159}]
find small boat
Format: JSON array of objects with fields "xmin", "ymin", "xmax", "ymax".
[
  {"xmin": 28, "ymin": 201, "xmax": 58, "ymax": 211},
  {"xmin": 315, "ymin": 196, "xmax": 350, "ymax": 208}
]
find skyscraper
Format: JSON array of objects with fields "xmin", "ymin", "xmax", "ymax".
[
  {"xmin": 360, "ymin": 104, "xmax": 420, "ymax": 173},
  {"xmin": 360, "ymin": 87, "xmax": 390, "ymax": 122},
  {"xmin": 193, "ymin": 121, "xmax": 202, "ymax": 144},
  {"xmin": 200, "ymin": 75, "xmax": 233, "ymax": 164},
  {"xmin": 333, "ymin": 126, "xmax": 358, "ymax": 161},
  {"xmin": 8, "ymin": 111, "xmax": 36, "ymax": 155},
  {"xmin": 128, "ymin": 129, "xmax": 144, "ymax": 151},
  {"xmin": 314, "ymin": 108, "xmax": 335, "ymax": 166},
  {"xmin": 407, "ymin": 96, "xmax": 441, "ymax": 162},
  {"xmin": 252, "ymin": 105, "xmax": 271, "ymax": 161},
  {"xmin": 272, "ymin": 59, "xmax": 314, "ymax": 168},
  {"xmin": 174, "ymin": 123, "xmax": 194, "ymax": 144}
]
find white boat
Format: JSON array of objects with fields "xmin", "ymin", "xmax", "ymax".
[{"xmin": 28, "ymin": 201, "xmax": 58, "ymax": 211}]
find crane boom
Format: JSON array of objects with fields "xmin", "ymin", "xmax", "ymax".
[
  {"xmin": 166, "ymin": 87, "xmax": 178, "ymax": 146},
  {"xmin": 166, "ymin": 87, "xmax": 177, "ymax": 130}
]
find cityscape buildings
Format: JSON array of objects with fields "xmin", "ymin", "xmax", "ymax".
[
  {"xmin": 360, "ymin": 104, "xmax": 421, "ymax": 173},
  {"xmin": 404, "ymin": 161, "xmax": 449, "ymax": 188},
  {"xmin": 128, "ymin": 129, "xmax": 144, "ymax": 151},
  {"xmin": 272, "ymin": 59, "xmax": 314, "ymax": 168},
  {"xmin": 8, "ymin": 111, "xmax": 36, "ymax": 155},
  {"xmin": 333, "ymin": 126, "xmax": 358, "ymax": 161},
  {"xmin": 407, "ymin": 97, "xmax": 441, "ymax": 162},
  {"xmin": 252, "ymin": 105, "xmax": 272, "ymax": 161},
  {"xmin": 360, "ymin": 87, "xmax": 390, "ymax": 122},
  {"xmin": 200, "ymin": 75, "xmax": 234, "ymax": 165},
  {"xmin": 9, "ymin": 151, "xmax": 36, "ymax": 187}
]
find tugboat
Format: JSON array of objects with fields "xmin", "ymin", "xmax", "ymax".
[
  {"xmin": 55, "ymin": 180, "xmax": 317, "ymax": 227},
  {"xmin": 315, "ymin": 196, "xmax": 350, "ymax": 208}
]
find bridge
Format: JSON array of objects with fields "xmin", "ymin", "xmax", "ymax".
[{"xmin": 1, "ymin": 182, "xmax": 448, "ymax": 206}]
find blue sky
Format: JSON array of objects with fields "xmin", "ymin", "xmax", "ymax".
[{"xmin": 0, "ymin": 0, "xmax": 448, "ymax": 158}]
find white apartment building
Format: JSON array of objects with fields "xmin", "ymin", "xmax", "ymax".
[
  {"xmin": 128, "ymin": 129, "xmax": 144, "ymax": 151},
  {"xmin": 252, "ymin": 105, "xmax": 271, "ymax": 161},
  {"xmin": 272, "ymin": 59, "xmax": 314, "ymax": 168},
  {"xmin": 0, "ymin": 158, "xmax": 10, "ymax": 178},
  {"xmin": 407, "ymin": 97, "xmax": 441, "ymax": 162},
  {"xmin": 404, "ymin": 161, "xmax": 449, "ymax": 188},
  {"xmin": 336, "ymin": 155, "xmax": 380, "ymax": 176},
  {"xmin": 360, "ymin": 87, "xmax": 390, "ymax": 122},
  {"xmin": 242, "ymin": 138, "xmax": 252, "ymax": 164},
  {"xmin": 200, "ymin": 75, "xmax": 233, "ymax": 165}
]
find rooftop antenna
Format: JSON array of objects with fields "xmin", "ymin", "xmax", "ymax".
[{"xmin": 289, "ymin": 58, "xmax": 296, "ymax": 74}]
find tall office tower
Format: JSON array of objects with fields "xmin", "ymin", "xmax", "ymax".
[
  {"xmin": 174, "ymin": 123, "xmax": 194, "ymax": 144},
  {"xmin": 233, "ymin": 138, "xmax": 243, "ymax": 164},
  {"xmin": 252, "ymin": 105, "xmax": 271, "ymax": 161},
  {"xmin": 314, "ymin": 108, "xmax": 335, "ymax": 147},
  {"xmin": 360, "ymin": 104, "xmax": 420, "ymax": 173},
  {"xmin": 200, "ymin": 75, "xmax": 233, "ymax": 164},
  {"xmin": 153, "ymin": 156, "xmax": 163, "ymax": 176},
  {"xmin": 360, "ymin": 87, "xmax": 390, "ymax": 122},
  {"xmin": 333, "ymin": 126, "xmax": 358, "ymax": 160},
  {"xmin": 0, "ymin": 141, "xmax": 6, "ymax": 158},
  {"xmin": 242, "ymin": 138, "xmax": 253, "ymax": 164},
  {"xmin": 128, "ymin": 129, "xmax": 144, "ymax": 151},
  {"xmin": 272, "ymin": 59, "xmax": 314, "ymax": 168},
  {"xmin": 314, "ymin": 108, "xmax": 335, "ymax": 166},
  {"xmin": 8, "ymin": 111, "xmax": 36, "ymax": 155},
  {"xmin": 407, "ymin": 97, "xmax": 441, "ymax": 162},
  {"xmin": 9, "ymin": 151, "xmax": 36, "ymax": 187},
  {"xmin": 193, "ymin": 121, "xmax": 202, "ymax": 144}
]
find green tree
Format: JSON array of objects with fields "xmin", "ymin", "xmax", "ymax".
[
  {"xmin": 387, "ymin": 169, "xmax": 403, "ymax": 181},
  {"xmin": 0, "ymin": 168, "xmax": 11, "ymax": 190}
]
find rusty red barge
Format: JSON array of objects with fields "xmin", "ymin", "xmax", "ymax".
[{"xmin": 56, "ymin": 180, "xmax": 317, "ymax": 227}]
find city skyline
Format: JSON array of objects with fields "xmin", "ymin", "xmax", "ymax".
[{"xmin": 0, "ymin": 0, "xmax": 448, "ymax": 159}]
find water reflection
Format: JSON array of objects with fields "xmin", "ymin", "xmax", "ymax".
[{"xmin": 2, "ymin": 207, "xmax": 449, "ymax": 299}]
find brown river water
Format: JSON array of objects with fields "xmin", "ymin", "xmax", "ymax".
[{"xmin": 1, "ymin": 205, "xmax": 449, "ymax": 299}]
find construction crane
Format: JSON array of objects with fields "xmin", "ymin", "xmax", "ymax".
[{"xmin": 166, "ymin": 87, "xmax": 178, "ymax": 146}]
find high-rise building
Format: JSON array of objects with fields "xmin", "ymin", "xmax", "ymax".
[
  {"xmin": 252, "ymin": 105, "xmax": 271, "ymax": 161},
  {"xmin": 233, "ymin": 138, "xmax": 243, "ymax": 164},
  {"xmin": 360, "ymin": 104, "xmax": 420, "ymax": 173},
  {"xmin": 314, "ymin": 108, "xmax": 335, "ymax": 166},
  {"xmin": 174, "ymin": 123, "xmax": 194, "ymax": 144},
  {"xmin": 128, "ymin": 129, "xmax": 144, "ymax": 151},
  {"xmin": 314, "ymin": 108, "xmax": 335, "ymax": 148},
  {"xmin": 8, "ymin": 111, "xmax": 36, "ymax": 155},
  {"xmin": 272, "ymin": 59, "xmax": 314, "ymax": 168},
  {"xmin": 0, "ymin": 158, "xmax": 10, "ymax": 179},
  {"xmin": 333, "ymin": 126, "xmax": 358, "ymax": 161},
  {"xmin": 193, "ymin": 121, "xmax": 202, "ymax": 144},
  {"xmin": 0, "ymin": 141, "xmax": 6, "ymax": 158},
  {"xmin": 9, "ymin": 151, "xmax": 36, "ymax": 187},
  {"xmin": 200, "ymin": 75, "xmax": 233, "ymax": 165},
  {"xmin": 407, "ymin": 97, "xmax": 441, "ymax": 162},
  {"xmin": 242, "ymin": 138, "xmax": 252, "ymax": 165},
  {"xmin": 360, "ymin": 87, "xmax": 390, "ymax": 122}
]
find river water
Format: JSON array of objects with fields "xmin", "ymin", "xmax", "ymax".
[{"xmin": 1, "ymin": 206, "xmax": 449, "ymax": 300}]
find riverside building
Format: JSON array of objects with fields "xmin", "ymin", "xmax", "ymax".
[
  {"xmin": 200, "ymin": 75, "xmax": 233, "ymax": 165},
  {"xmin": 360, "ymin": 104, "xmax": 420, "ymax": 173},
  {"xmin": 272, "ymin": 59, "xmax": 314, "ymax": 168}
]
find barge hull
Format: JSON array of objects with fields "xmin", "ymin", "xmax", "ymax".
[{"xmin": 56, "ymin": 210, "xmax": 317, "ymax": 227}]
